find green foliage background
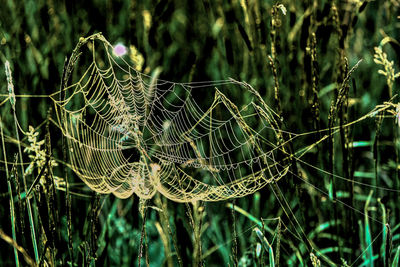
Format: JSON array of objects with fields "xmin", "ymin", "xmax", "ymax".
[{"xmin": 0, "ymin": 0, "xmax": 400, "ymax": 266}]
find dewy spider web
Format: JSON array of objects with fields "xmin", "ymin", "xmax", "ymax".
[
  {"xmin": 49, "ymin": 33, "xmax": 291, "ymax": 202},
  {"xmin": 46, "ymin": 33, "xmax": 396, "ymax": 204}
]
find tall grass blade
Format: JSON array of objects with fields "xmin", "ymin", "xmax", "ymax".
[
  {"xmin": 364, "ymin": 190, "xmax": 374, "ymax": 267},
  {"xmin": 5, "ymin": 60, "xmax": 39, "ymax": 263},
  {"xmin": 254, "ymin": 227, "xmax": 275, "ymax": 267},
  {"xmin": 392, "ymin": 246, "xmax": 400, "ymax": 267},
  {"xmin": 1, "ymin": 115, "xmax": 19, "ymax": 266},
  {"xmin": 0, "ymin": 229, "xmax": 35, "ymax": 267}
]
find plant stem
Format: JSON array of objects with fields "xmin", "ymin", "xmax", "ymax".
[{"xmin": 1, "ymin": 115, "xmax": 19, "ymax": 266}]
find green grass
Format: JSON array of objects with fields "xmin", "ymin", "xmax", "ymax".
[{"xmin": 1, "ymin": 0, "xmax": 400, "ymax": 266}]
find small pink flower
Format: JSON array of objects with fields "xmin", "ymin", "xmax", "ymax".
[{"xmin": 113, "ymin": 43, "xmax": 127, "ymax": 56}]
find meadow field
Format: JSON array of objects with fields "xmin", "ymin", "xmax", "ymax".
[{"xmin": 0, "ymin": 1, "xmax": 400, "ymax": 266}]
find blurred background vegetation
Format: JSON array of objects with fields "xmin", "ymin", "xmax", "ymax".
[{"xmin": 1, "ymin": 0, "xmax": 400, "ymax": 266}]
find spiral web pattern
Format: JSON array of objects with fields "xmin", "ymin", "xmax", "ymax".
[{"xmin": 50, "ymin": 34, "xmax": 292, "ymax": 202}]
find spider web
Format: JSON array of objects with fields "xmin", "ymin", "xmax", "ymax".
[
  {"xmin": 50, "ymin": 34, "xmax": 289, "ymax": 202},
  {"xmin": 45, "ymin": 33, "xmax": 398, "ymax": 207}
]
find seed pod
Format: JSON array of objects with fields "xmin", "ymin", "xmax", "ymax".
[{"xmin": 4, "ymin": 61, "xmax": 15, "ymax": 110}]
